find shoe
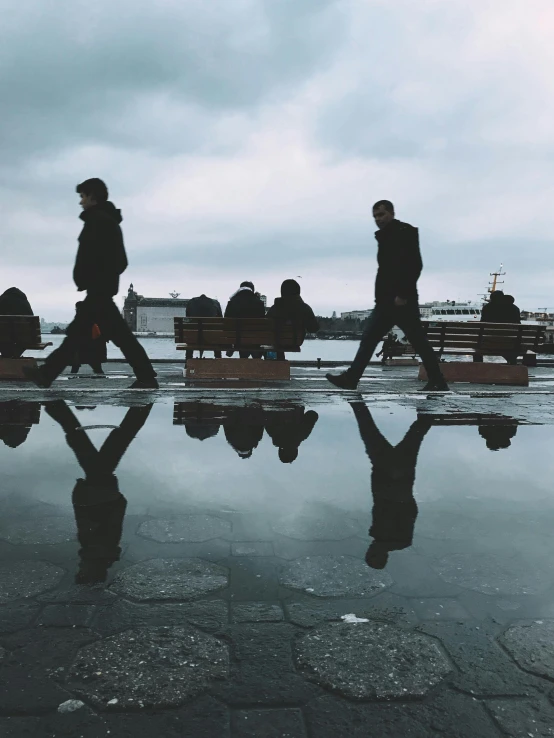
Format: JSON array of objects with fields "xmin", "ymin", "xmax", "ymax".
[
  {"xmin": 325, "ymin": 372, "xmax": 359, "ymax": 390},
  {"xmin": 128, "ymin": 378, "xmax": 159, "ymax": 389},
  {"xmin": 419, "ymin": 378, "xmax": 451, "ymax": 392},
  {"xmin": 22, "ymin": 364, "xmax": 52, "ymax": 388}
]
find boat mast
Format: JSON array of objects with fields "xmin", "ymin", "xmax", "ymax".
[{"xmin": 479, "ymin": 264, "xmax": 505, "ymax": 303}]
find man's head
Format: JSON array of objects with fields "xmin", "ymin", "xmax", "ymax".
[
  {"xmin": 489, "ymin": 290, "xmax": 505, "ymax": 303},
  {"xmin": 240, "ymin": 281, "xmax": 255, "ymax": 292},
  {"xmin": 281, "ymin": 279, "xmax": 301, "ymax": 297},
  {"xmin": 372, "ymin": 200, "xmax": 395, "ymax": 229},
  {"xmin": 77, "ymin": 178, "xmax": 109, "ymax": 210}
]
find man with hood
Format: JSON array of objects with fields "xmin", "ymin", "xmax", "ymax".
[
  {"xmin": 224, "ymin": 281, "xmax": 266, "ymax": 358},
  {"xmin": 474, "ymin": 291, "xmax": 522, "ymax": 364},
  {"xmin": 266, "ymin": 279, "xmax": 319, "ymax": 360},
  {"xmin": 0, "ymin": 287, "xmax": 34, "ymax": 358},
  {"xmin": 23, "ymin": 178, "xmax": 158, "ymax": 389}
]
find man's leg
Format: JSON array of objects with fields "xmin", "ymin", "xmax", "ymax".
[
  {"xmin": 29, "ymin": 306, "xmax": 93, "ymax": 386},
  {"xmin": 396, "ymin": 307, "xmax": 447, "ymax": 386},
  {"xmin": 347, "ymin": 305, "xmax": 394, "ymax": 381},
  {"xmin": 95, "ymin": 299, "xmax": 157, "ymax": 383},
  {"xmin": 473, "ymin": 354, "xmax": 484, "ymax": 363},
  {"xmin": 186, "ymin": 350, "xmax": 193, "ymax": 361},
  {"xmin": 214, "ymin": 351, "xmax": 222, "ymax": 359}
]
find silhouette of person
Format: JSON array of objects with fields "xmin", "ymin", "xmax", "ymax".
[
  {"xmin": 223, "ymin": 405, "xmax": 264, "ymax": 459},
  {"xmin": 349, "ymin": 402, "xmax": 431, "ymax": 570},
  {"xmin": 478, "ymin": 423, "xmax": 518, "ymax": 451},
  {"xmin": 44, "ymin": 400, "xmax": 152, "ymax": 583},
  {"xmin": 264, "ymin": 405, "xmax": 319, "ymax": 463},
  {"xmin": 0, "ymin": 400, "xmax": 40, "ymax": 448},
  {"xmin": 173, "ymin": 401, "xmax": 222, "ymax": 441}
]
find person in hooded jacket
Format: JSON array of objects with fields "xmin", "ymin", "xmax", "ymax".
[
  {"xmin": 0, "ymin": 287, "xmax": 34, "ymax": 358},
  {"xmin": 224, "ymin": 281, "xmax": 266, "ymax": 358},
  {"xmin": 266, "ymin": 279, "xmax": 319, "ymax": 360},
  {"xmin": 185, "ymin": 293, "xmax": 223, "ymax": 360},
  {"xmin": 474, "ymin": 291, "xmax": 522, "ymax": 365},
  {"xmin": 23, "ymin": 178, "xmax": 158, "ymax": 389}
]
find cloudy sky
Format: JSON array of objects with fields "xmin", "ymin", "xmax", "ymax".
[{"xmin": 1, "ymin": 0, "xmax": 552, "ymax": 320}]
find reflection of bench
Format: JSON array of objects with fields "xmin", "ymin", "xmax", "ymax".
[
  {"xmin": 417, "ymin": 413, "xmax": 518, "ymax": 426},
  {"xmin": 0, "ymin": 316, "xmax": 53, "ymax": 380},
  {"xmin": 416, "ymin": 321, "xmax": 545, "ymax": 386},
  {"xmin": 174, "ymin": 317, "xmax": 305, "ymax": 380}
]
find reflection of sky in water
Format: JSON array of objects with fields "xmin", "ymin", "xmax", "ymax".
[{"xmin": 2, "ymin": 398, "xmax": 554, "ymax": 570}]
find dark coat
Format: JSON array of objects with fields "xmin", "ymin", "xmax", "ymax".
[
  {"xmin": 73, "ymin": 202, "xmax": 128, "ymax": 297},
  {"xmin": 374, "ymin": 219, "xmax": 422, "ymax": 305},
  {"xmin": 186, "ymin": 295, "xmax": 223, "ymax": 318},
  {"xmin": 0, "ymin": 287, "xmax": 33, "ymax": 316},
  {"xmin": 224, "ymin": 289, "xmax": 265, "ymax": 319},
  {"xmin": 266, "ymin": 296, "xmax": 319, "ymax": 333},
  {"xmin": 481, "ymin": 295, "xmax": 521, "ymax": 324}
]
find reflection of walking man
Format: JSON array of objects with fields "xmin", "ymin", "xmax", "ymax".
[
  {"xmin": 24, "ymin": 178, "xmax": 158, "ymax": 390},
  {"xmin": 350, "ymin": 402, "xmax": 431, "ymax": 569},
  {"xmin": 327, "ymin": 201, "xmax": 448, "ymax": 392},
  {"xmin": 44, "ymin": 400, "xmax": 152, "ymax": 582}
]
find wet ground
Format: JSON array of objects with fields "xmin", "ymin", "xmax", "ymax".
[{"xmin": 1, "ymin": 363, "xmax": 554, "ymax": 736}]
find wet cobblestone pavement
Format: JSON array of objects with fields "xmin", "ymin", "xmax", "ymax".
[{"xmin": 1, "ymin": 364, "xmax": 554, "ymax": 736}]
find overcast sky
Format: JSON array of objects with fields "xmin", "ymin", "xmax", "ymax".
[{"xmin": 1, "ymin": 0, "xmax": 553, "ymax": 320}]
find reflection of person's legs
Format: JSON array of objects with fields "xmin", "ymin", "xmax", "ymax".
[
  {"xmin": 348, "ymin": 306, "xmax": 394, "ymax": 381},
  {"xmin": 96, "ymin": 405, "xmax": 153, "ymax": 474},
  {"xmin": 349, "ymin": 401, "xmax": 394, "ymax": 466},
  {"xmin": 95, "ymin": 299, "xmax": 157, "ymax": 381},
  {"xmin": 397, "ymin": 307, "xmax": 444, "ymax": 382},
  {"xmin": 394, "ymin": 417, "xmax": 431, "ymax": 469}
]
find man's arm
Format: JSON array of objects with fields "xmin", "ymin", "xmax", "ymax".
[{"xmin": 394, "ymin": 226, "xmax": 423, "ymax": 302}]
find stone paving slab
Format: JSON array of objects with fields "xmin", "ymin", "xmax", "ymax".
[
  {"xmin": 295, "ymin": 621, "xmax": 452, "ymax": 700},
  {"xmin": 280, "ymin": 555, "xmax": 392, "ymax": 597},
  {"xmin": 137, "ymin": 515, "xmax": 232, "ymax": 543},
  {"xmin": 500, "ymin": 620, "xmax": 554, "ymax": 680},
  {"xmin": 66, "ymin": 625, "xmax": 228, "ymax": 710},
  {"xmin": 0, "ymin": 561, "xmax": 65, "ymax": 604},
  {"xmin": 233, "ymin": 707, "xmax": 307, "ymax": 738},
  {"xmin": 110, "ymin": 558, "xmax": 229, "ymax": 601}
]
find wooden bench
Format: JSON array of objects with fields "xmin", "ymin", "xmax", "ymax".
[
  {"xmin": 174, "ymin": 317, "xmax": 305, "ymax": 380},
  {"xmin": 416, "ymin": 321, "xmax": 545, "ymax": 386},
  {"xmin": 0, "ymin": 316, "xmax": 53, "ymax": 380}
]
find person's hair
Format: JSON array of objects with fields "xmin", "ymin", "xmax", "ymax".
[
  {"xmin": 373, "ymin": 199, "xmax": 394, "ymax": 213},
  {"xmin": 76, "ymin": 178, "xmax": 109, "ymax": 203},
  {"xmin": 281, "ymin": 279, "xmax": 301, "ymax": 297},
  {"xmin": 240, "ymin": 281, "xmax": 255, "ymax": 291},
  {"xmin": 279, "ymin": 447, "xmax": 298, "ymax": 463},
  {"xmin": 505, "ymin": 294, "xmax": 515, "ymax": 304},
  {"xmin": 490, "ymin": 290, "xmax": 504, "ymax": 301}
]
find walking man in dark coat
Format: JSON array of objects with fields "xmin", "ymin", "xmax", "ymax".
[
  {"xmin": 24, "ymin": 178, "xmax": 158, "ymax": 389},
  {"xmin": 326, "ymin": 200, "xmax": 449, "ymax": 392}
]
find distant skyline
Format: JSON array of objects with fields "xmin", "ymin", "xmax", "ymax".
[{"xmin": 2, "ymin": 1, "xmax": 553, "ymax": 321}]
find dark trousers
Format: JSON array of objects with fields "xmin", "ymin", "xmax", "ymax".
[
  {"xmin": 349, "ymin": 303, "xmax": 443, "ymax": 382},
  {"xmin": 42, "ymin": 295, "xmax": 156, "ymax": 382}
]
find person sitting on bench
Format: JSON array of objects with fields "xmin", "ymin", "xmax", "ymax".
[
  {"xmin": 0, "ymin": 287, "xmax": 34, "ymax": 358},
  {"xmin": 474, "ymin": 291, "xmax": 522, "ymax": 365},
  {"xmin": 266, "ymin": 279, "xmax": 319, "ymax": 360},
  {"xmin": 224, "ymin": 281, "xmax": 266, "ymax": 358},
  {"xmin": 185, "ymin": 293, "xmax": 223, "ymax": 361}
]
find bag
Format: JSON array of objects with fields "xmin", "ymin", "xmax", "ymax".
[{"xmin": 91, "ymin": 324, "xmax": 101, "ymax": 340}]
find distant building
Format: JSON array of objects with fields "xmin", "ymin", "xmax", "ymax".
[
  {"xmin": 341, "ymin": 309, "xmax": 373, "ymax": 321},
  {"xmin": 123, "ymin": 284, "xmax": 189, "ymax": 333}
]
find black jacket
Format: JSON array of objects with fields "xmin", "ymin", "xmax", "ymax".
[
  {"xmin": 224, "ymin": 289, "xmax": 265, "ymax": 319},
  {"xmin": 266, "ymin": 295, "xmax": 319, "ymax": 333},
  {"xmin": 73, "ymin": 202, "xmax": 128, "ymax": 297},
  {"xmin": 0, "ymin": 287, "xmax": 33, "ymax": 316},
  {"xmin": 481, "ymin": 297, "xmax": 521, "ymax": 324},
  {"xmin": 186, "ymin": 294, "xmax": 223, "ymax": 318},
  {"xmin": 374, "ymin": 219, "xmax": 422, "ymax": 305}
]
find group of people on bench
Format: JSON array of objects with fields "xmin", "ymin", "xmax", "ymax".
[{"xmin": 185, "ymin": 278, "xmax": 319, "ymax": 360}]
